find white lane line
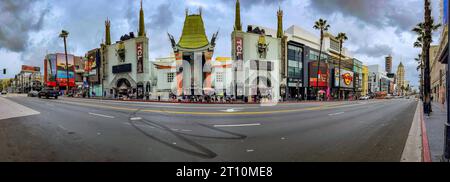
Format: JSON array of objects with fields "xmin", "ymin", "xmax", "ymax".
[
  {"xmin": 89, "ymin": 112, "xmax": 115, "ymax": 119},
  {"xmin": 123, "ymin": 122, "xmax": 155, "ymax": 129},
  {"xmin": 220, "ymin": 108, "xmax": 241, "ymax": 112},
  {"xmin": 58, "ymin": 124, "xmax": 68, "ymax": 131},
  {"xmin": 130, "ymin": 117, "xmax": 142, "ymax": 121},
  {"xmin": 328, "ymin": 112, "xmax": 345, "ymax": 116},
  {"xmin": 214, "ymin": 123, "xmax": 261, "ymax": 128},
  {"xmin": 246, "ymin": 149, "xmax": 255, "ymax": 153}
]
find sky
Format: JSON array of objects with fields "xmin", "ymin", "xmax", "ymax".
[{"xmin": 0, "ymin": 0, "xmax": 446, "ymax": 89}]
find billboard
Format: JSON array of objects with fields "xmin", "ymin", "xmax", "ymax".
[
  {"xmin": 85, "ymin": 49, "xmax": 100, "ymax": 83},
  {"xmin": 136, "ymin": 42, "xmax": 144, "ymax": 73},
  {"xmin": 45, "ymin": 54, "xmax": 57, "ymax": 87},
  {"xmin": 309, "ymin": 61, "xmax": 328, "ymax": 87},
  {"xmin": 22, "ymin": 65, "xmax": 40, "ymax": 73},
  {"xmin": 444, "ymin": 0, "xmax": 448, "ymax": 25},
  {"xmin": 334, "ymin": 69, "xmax": 354, "ymax": 88},
  {"xmin": 56, "ymin": 53, "xmax": 75, "ymax": 87}
]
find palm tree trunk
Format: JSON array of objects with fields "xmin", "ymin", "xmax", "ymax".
[
  {"xmin": 338, "ymin": 46, "xmax": 342, "ymax": 100},
  {"xmin": 317, "ymin": 32, "xmax": 323, "ymax": 101},
  {"xmin": 423, "ymin": 0, "xmax": 432, "ymax": 114}
]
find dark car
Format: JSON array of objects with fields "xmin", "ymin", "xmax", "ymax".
[{"xmin": 39, "ymin": 88, "xmax": 59, "ymax": 99}]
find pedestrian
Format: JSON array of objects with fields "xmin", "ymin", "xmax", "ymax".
[{"xmin": 440, "ymin": 86, "xmax": 446, "ymax": 112}]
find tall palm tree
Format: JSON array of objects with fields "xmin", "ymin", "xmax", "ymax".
[
  {"xmin": 313, "ymin": 18, "xmax": 330, "ymax": 100},
  {"xmin": 412, "ymin": 0, "xmax": 441, "ymax": 114},
  {"xmin": 336, "ymin": 32, "xmax": 348, "ymax": 100},
  {"xmin": 415, "ymin": 54, "xmax": 424, "ymax": 99}
]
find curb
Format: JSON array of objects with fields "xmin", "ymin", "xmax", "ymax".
[
  {"xmin": 401, "ymin": 101, "xmax": 423, "ymax": 162},
  {"xmin": 420, "ymin": 102, "xmax": 432, "ymax": 162}
]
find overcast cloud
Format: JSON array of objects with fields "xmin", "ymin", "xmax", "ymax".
[{"xmin": 0, "ymin": 0, "xmax": 446, "ymax": 88}]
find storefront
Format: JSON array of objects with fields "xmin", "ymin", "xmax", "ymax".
[
  {"xmin": 286, "ymin": 41, "xmax": 304, "ymax": 100},
  {"xmin": 231, "ymin": 26, "xmax": 282, "ymax": 102},
  {"xmin": 333, "ymin": 68, "xmax": 354, "ymax": 100},
  {"xmin": 308, "ymin": 60, "xmax": 329, "ymax": 100}
]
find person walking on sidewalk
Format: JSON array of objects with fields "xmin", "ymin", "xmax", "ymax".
[{"xmin": 439, "ymin": 86, "xmax": 446, "ymax": 112}]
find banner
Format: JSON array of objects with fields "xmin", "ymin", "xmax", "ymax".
[
  {"xmin": 334, "ymin": 68, "xmax": 354, "ymax": 88},
  {"xmin": 56, "ymin": 53, "xmax": 75, "ymax": 87},
  {"xmin": 235, "ymin": 37, "xmax": 243, "ymax": 61},
  {"xmin": 137, "ymin": 42, "xmax": 144, "ymax": 73},
  {"xmin": 45, "ymin": 54, "xmax": 57, "ymax": 87},
  {"xmin": 22, "ymin": 65, "xmax": 40, "ymax": 73},
  {"xmin": 309, "ymin": 61, "xmax": 328, "ymax": 87}
]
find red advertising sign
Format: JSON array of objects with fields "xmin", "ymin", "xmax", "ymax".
[
  {"xmin": 22, "ymin": 65, "xmax": 40, "ymax": 73},
  {"xmin": 56, "ymin": 53, "xmax": 75, "ymax": 87},
  {"xmin": 309, "ymin": 61, "xmax": 328, "ymax": 87},
  {"xmin": 136, "ymin": 42, "xmax": 144, "ymax": 73},
  {"xmin": 235, "ymin": 37, "xmax": 243, "ymax": 61}
]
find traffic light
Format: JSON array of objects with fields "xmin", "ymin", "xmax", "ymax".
[{"xmin": 2, "ymin": 68, "xmax": 5, "ymax": 74}]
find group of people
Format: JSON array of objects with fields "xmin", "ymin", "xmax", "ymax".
[{"xmin": 169, "ymin": 92, "xmax": 234, "ymax": 103}]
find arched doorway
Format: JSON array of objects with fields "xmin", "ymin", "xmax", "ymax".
[
  {"xmin": 137, "ymin": 82, "xmax": 144, "ymax": 99},
  {"xmin": 251, "ymin": 76, "xmax": 273, "ymax": 102},
  {"xmin": 116, "ymin": 78, "xmax": 131, "ymax": 97}
]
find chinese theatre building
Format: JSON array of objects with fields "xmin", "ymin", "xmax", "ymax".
[
  {"xmin": 168, "ymin": 9, "xmax": 218, "ymax": 97},
  {"xmin": 103, "ymin": 0, "xmax": 151, "ymax": 99}
]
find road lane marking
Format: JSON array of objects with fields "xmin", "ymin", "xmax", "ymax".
[
  {"xmin": 246, "ymin": 149, "xmax": 255, "ymax": 153},
  {"xmin": 214, "ymin": 123, "xmax": 261, "ymax": 128},
  {"xmin": 49, "ymin": 99, "xmax": 389, "ymax": 116},
  {"xmin": 89, "ymin": 112, "xmax": 115, "ymax": 119},
  {"xmin": 124, "ymin": 122, "xmax": 155, "ymax": 129},
  {"xmin": 130, "ymin": 117, "xmax": 142, "ymax": 121},
  {"xmin": 0, "ymin": 97, "xmax": 40, "ymax": 120},
  {"xmin": 328, "ymin": 112, "xmax": 345, "ymax": 116},
  {"xmin": 58, "ymin": 124, "xmax": 68, "ymax": 131},
  {"xmin": 220, "ymin": 108, "xmax": 242, "ymax": 112}
]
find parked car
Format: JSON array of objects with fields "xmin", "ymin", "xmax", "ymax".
[
  {"xmin": 359, "ymin": 96, "xmax": 370, "ymax": 100},
  {"xmin": 39, "ymin": 88, "xmax": 59, "ymax": 99},
  {"xmin": 1, "ymin": 90, "xmax": 7, "ymax": 95},
  {"xmin": 28, "ymin": 90, "xmax": 39, "ymax": 97}
]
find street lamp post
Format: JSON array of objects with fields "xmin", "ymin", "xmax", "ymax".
[{"xmin": 59, "ymin": 30, "xmax": 70, "ymax": 95}]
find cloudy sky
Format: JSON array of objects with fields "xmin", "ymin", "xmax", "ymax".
[{"xmin": 0, "ymin": 0, "xmax": 445, "ymax": 88}]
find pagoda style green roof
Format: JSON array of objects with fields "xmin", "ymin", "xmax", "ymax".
[{"xmin": 178, "ymin": 14, "xmax": 210, "ymax": 49}]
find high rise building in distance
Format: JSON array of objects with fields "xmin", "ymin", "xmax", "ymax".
[{"xmin": 385, "ymin": 55, "xmax": 392, "ymax": 74}]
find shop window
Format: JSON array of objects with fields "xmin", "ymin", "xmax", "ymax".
[
  {"xmin": 216, "ymin": 72, "xmax": 223, "ymax": 83},
  {"xmin": 167, "ymin": 73, "xmax": 175, "ymax": 83}
]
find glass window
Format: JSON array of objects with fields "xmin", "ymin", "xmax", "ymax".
[
  {"xmin": 216, "ymin": 72, "xmax": 223, "ymax": 83},
  {"xmin": 288, "ymin": 60, "xmax": 298, "ymax": 67},
  {"xmin": 330, "ymin": 40, "xmax": 340, "ymax": 52},
  {"xmin": 167, "ymin": 73, "xmax": 175, "ymax": 83}
]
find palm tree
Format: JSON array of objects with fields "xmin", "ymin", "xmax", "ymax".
[
  {"xmin": 412, "ymin": 0, "xmax": 441, "ymax": 114},
  {"xmin": 414, "ymin": 54, "xmax": 424, "ymax": 99},
  {"xmin": 336, "ymin": 32, "xmax": 348, "ymax": 100},
  {"xmin": 313, "ymin": 19, "xmax": 330, "ymax": 100}
]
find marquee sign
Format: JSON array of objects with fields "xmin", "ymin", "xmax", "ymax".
[
  {"xmin": 235, "ymin": 37, "xmax": 243, "ymax": 61},
  {"xmin": 136, "ymin": 42, "xmax": 144, "ymax": 73}
]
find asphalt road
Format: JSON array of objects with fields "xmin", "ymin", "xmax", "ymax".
[{"xmin": 0, "ymin": 95, "xmax": 418, "ymax": 162}]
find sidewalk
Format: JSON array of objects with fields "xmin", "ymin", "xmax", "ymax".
[{"xmin": 424, "ymin": 101, "xmax": 447, "ymax": 162}]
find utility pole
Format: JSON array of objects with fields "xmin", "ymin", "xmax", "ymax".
[{"xmin": 60, "ymin": 30, "xmax": 70, "ymax": 95}]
